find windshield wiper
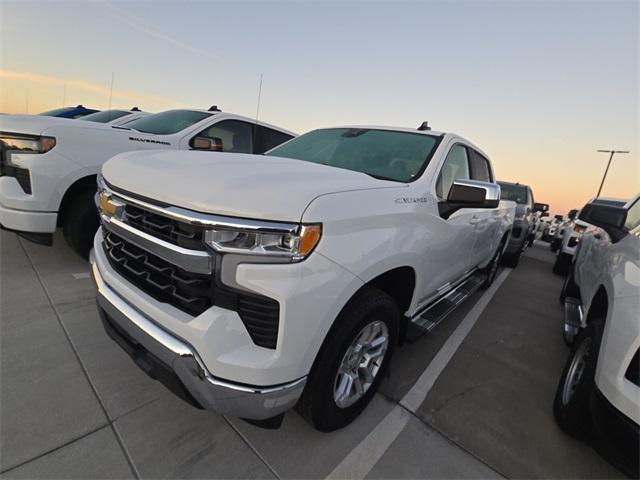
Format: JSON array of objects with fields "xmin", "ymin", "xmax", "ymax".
[{"xmin": 111, "ymin": 125, "xmax": 131, "ymax": 130}]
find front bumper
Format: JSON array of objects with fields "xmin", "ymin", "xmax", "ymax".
[
  {"xmin": 0, "ymin": 198, "xmax": 56, "ymax": 245},
  {"xmin": 92, "ymin": 259, "xmax": 306, "ymax": 420}
]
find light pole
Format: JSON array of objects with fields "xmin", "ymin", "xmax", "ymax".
[{"xmin": 596, "ymin": 149, "xmax": 629, "ymax": 197}]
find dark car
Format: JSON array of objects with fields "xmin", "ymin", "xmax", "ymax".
[
  {"xmin": 39, "ymin": 105, "xmax": 99, "ymax": 119},
  {"xmin": 498, "ymin": 181, "xmax": 546, "ymax": 267}
]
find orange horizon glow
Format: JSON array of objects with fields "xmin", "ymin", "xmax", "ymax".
[{"xmin": 1, "ymin": 69, "xmax": 637, "ymax": 217}]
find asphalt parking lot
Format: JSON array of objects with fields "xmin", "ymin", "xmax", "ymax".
[{"xmin": 0, "ymin": 230, "xmax": 626, "ymax": 479}]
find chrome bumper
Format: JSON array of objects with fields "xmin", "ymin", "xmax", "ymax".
[{"xmin": 92, "ymin": 260, "xmax": 306, "ymax": 420}]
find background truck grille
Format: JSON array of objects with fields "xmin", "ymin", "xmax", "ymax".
[
  {"xmin": 103, "ymin": 229, "xmax": 280, "ymax": 348},
  {"xmin": 124, "ymin": 204, "xmax": 205, "ymax": 250}
]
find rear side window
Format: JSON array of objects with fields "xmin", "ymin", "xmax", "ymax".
[
  {"xmin": 259, "ymin": 127, "xmax": 294, "ymax": 153},
  {"xmin": 436, "ymin": 145, "xmax": 470, "ymax": 199},
  {"xmin": 469, "ymin": 150, "xmax": 492, "ymax": 182}
]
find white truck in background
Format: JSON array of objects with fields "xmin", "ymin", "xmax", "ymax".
[
  {"xmin": 91, "ymin": 124, "xmax": 515, "ymax": 431},
  {"xmin": 0, "ymin": 107, "xmax": 295, "ymax": 257},
  {"xmin": 555, "ymin": 195, "xmax": 639, "ymax": 477}
]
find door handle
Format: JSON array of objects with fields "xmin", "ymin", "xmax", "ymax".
[{"xmin": 469, "ymin": 215, "xmax": 480, "ymax": 225}]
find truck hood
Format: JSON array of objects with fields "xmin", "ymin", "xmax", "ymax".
[
  {"xmin": 0, "ymin": 114, "xmax": 110, "ymax": 135},
  {"xmin": 102, "ymin": 150, "xmax": 402, "ymax": 222}
]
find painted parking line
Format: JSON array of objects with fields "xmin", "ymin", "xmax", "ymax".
[
  {"xmin": 72, "ymin": 272, "xmax": 91, "ymax": 279},
  {"xmin": 326, "ymin": 268, "xmax": 512, "ymax": 480}
]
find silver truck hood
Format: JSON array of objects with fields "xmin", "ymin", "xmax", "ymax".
[{"xmin": 102, "ymin": 150, "xmax": 400, "ymax": 222}]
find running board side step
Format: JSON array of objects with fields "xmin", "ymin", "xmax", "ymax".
[
  {"xmin": 563, "ymin": 297, "xmax": 583, "ymax": 346},
  {"xmin": 406, "ymin": 271, "xmax": 487, "ymax": 343}
]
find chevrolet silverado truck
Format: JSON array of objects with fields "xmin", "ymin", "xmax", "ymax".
[
  {"xmin": 554, "ymin": 195, "xmax": 639, "ymax": 476},
  {"xmin": 91, "ymin": 125, "xmax": 515, "ymax": 431},
  {"xmin": 0, "ymin": 107, "xmax": 295, "ymax": 257}
]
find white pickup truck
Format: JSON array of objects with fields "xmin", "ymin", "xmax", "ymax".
[
  {"xmin": 91, "ymin": 125, "xmax": 515, "ymax": 430},
  {"xmin": 555, "ymin": 195, "xmax": 639, "ymax": 476},
  {"xmin": 0, "ymin": 108, "xmax": 295, "ymax": 257}
]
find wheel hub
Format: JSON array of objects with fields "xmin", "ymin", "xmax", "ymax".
[
  {"xmin": 561, "ymin": 337, "xmax": 592, "ymax": 405},
  {"xmin": 333, "ymin": 320, "xmax": 389, "ymax": 409}
]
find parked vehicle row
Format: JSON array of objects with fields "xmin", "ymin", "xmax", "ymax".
[
  {"xmin": 0, "ymin": 106, "xmax": 295, "ymax": 257},
  {"xmin": 554, "ymin": 195, "xmax": 640, "ymax": 477}
]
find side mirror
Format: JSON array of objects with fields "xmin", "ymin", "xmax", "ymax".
[
  {"xmin": 439, "ymin": 179, "xmax": 500, "ymax": 219},
  {"xmin": 533, "ymin": 202, "xmax": 549, "ymax": 213},
  {"xmin": 568, "ymin": 209, "xmax": 579, "ymax": 220},
  {"xmin": 192, "ymin": 136, "xmax": 223, "ymax": 151},
  {"xmin": 578, "ymin": 202, "xmax": 627, "ymax": 242}
]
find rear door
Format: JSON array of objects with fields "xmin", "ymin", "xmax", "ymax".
[{"xmin": 467, "ymin": 149, "xmax": 499, "ymax": 267}]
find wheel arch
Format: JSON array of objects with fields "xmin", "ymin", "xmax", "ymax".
[
  {"xmin": 57, "ymin": 174, "xmax": 97, "ymax": 227},
  {"xmin": 586, "ymin": 285, "xmax": 609, "ymax": 325},
  {"xmin": 352, "ymin": 266, "xmax": 416, "ymax": 345}
]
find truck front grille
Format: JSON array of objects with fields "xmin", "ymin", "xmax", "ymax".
[
  {"xmin": 103, "ymin": 228, "xmax": 280, "ymax": 348},
  {"xmin": 104, "ymin": 230, "xmax": 213, "ymax": 315},
  {"xmin": 124, "ymin": 203, "xmax": 205, "ymax": 250}
]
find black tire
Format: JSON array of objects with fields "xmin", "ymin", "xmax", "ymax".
[
  {"xmin": 553, "ymin": 252, "xmax": 572, "ymax": 276},
  {"xmin": 553, "ymin": 319, "xmax": 603, "ymax": 440},
  {"xmin": 297, "ymin": 286, "xmax": 399, "ymax": 432},
  {"xmin": 481, "ymin": 243, "xmax": 502, "ymax": 289},
  {"xmin": 500, "ymin": 250, "xmax": 521, "ymax": 268},
  {"xmin": 559, "ymin": 265, "xmax": 579, "ymax": 305},
  {"xmin": 62, "ymin": 189, "xmax": 100, "ymax": 260}
]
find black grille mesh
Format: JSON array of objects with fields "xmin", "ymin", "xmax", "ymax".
[
  {"xmin": 103, "ymin": 229, "xmax": 280, "ymax": 348},
  {"xmin": 124, "ymin": 204, "xmax": 204, "ymax": 250}
]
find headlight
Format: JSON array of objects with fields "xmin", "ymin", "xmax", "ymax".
[
  {"xmin": 204, "ymin": 224, "xmax": 322, "ymax": 261},
  {"xmin": 0, "ymin": 133, "xmax": 56, "ymax": 154}
]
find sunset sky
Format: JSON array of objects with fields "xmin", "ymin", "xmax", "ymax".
[{"xmin": 1, "ymin": 0, "xmax": 637, "ymax": 215}]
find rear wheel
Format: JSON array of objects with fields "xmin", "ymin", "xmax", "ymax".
[
  {"xmin": 553, "ymin": 252, "xmax": 572, "ymax": 276},
  {"xmin": 481, "ymin": 243, "xmax": 503, "ymax": 289},
  {"xmin": 62, "ymin": 189, "xmax": 99, "ymax": 260},
  {"xmin": 560, "ymin": 265, "xmax": 579, "ymax": 305},
  {"xmin": 297, "ymin": 287, "xmax": 398, "ymax": 432},
  {"xmin": 553, "ymin": 319, "xmax": 603, "ymax": 440},
  {"xmin": 500, "ymin": 248, "xmax": 521, "ymax": 268}
]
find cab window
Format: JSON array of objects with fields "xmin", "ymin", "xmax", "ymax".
[
  {"xmin": 436, "ymin": 145, "xmax": 470, "ymax": 199},
  {"xmin": 259, "ymin": 126, "xmax": 294, "ymax": 153},
  {"xmin": 193, "ymin": 120, "xmax": 253, "ymax": 153},
  {"xmin": 469, "ymin": 150, "xmax": 492, "ymax": 182}
]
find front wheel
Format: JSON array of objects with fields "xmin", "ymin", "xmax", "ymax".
[
  {"xmin": 297, "ymin": 287, "xmax": 399, "ymax": 432},
  {"xmin": 62, "ymin": 190, "xmax": 100, "ymax": 260},
  {"xmin": 553, "ymin": 319, "xmax": 603, "ymax": 440}
]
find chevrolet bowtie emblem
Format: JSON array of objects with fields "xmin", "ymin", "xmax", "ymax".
[{"xmin": 99, "ymin": 193, "xmax": 121, "ymax": 217}]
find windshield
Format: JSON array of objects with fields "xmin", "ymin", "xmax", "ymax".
[
  {"xmin": 39, "ymin": 107, "xmax": 73, "ymax": 116},
  {"xmin": 266, "ymin": 128, "xmax": 439, "ymax": 182},
  {"xmin": 125, "ymin": 110, "xmax": 212, "ymax": 135},
  {"xmin": 81, "ymin": 110, "xmax": 130, "ymax": 123},
  {"xmin": 498, "ymin": 183, "xmax": 528, "ymax": 204}
]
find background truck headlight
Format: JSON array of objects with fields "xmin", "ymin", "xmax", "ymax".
[{"xmin": 0, "ymin": 133, "xmax": 56, "ymax": 155}]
